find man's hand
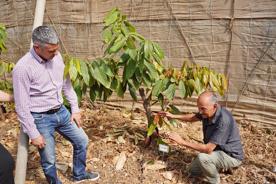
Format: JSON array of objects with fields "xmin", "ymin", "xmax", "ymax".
[
  {"xmin": 31, "ymin": 135, "xmax": 46, "ymax": 149},
  {"xmin": 166, "ymin": 132, "xmax": 186, "ymax": 145},
  {"xmin": 158, "ymin": 111, "xmax": 174, "ymax": 119},
  {"xmin": 71, "ymin": 112, "xmax": 82, "ymax": 128}
]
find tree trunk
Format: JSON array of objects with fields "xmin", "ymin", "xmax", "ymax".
[{"xmin": 139, "ymin": 88, "xmax": 159, "ymax": 146}]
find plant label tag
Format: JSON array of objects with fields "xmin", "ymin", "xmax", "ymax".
[{"xmin": 159, "ymin": 144, "xmax": 169, "ymax": 153}]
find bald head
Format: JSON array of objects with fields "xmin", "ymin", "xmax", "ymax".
[
  {"xmin": 197, "ymin": 91, "xmax": 218, "ymax": 118},
  {"xmin": 198, "ymin": 91, "xmax": 218, "ymax": 106}
]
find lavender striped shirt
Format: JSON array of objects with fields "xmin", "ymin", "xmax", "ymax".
[{"xmin": 12, "ymin": 48, "xmax": 80, "ymax": 139}]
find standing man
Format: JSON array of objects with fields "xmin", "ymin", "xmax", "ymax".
[
  {"xmin": 12, "ymin": 26, "xmax": 99, "ymax": 183},
  {"xmin": 159, "ymin": 91, "xmax": 244, "ymax": 184},
  {"xmin": 0, "ymin": 90, "xmax": 14, "ymax": 184}
]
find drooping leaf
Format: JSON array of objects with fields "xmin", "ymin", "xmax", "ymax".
[
  {"xmin": 74, "ymin": 84, "xmax": 82, "ymax": 102},
  {"xmin": 128, "ymin": 82, "xmax": 137, "ymax": 101},
  {"xmin": 147, "ymin": 123, "xmax": 157, "ymax": 136},
  {"xmin": 124, "ymin": 21, "xmax": 136, "ymax": 32},
  {"xmin": 90, "ymin": 64, "xmax": 111, "ymax": 88},
  {"xmin": 169, "ymin": 119, "xmax": 178, "ymax": 127},
  {"xmin": 99, "ymin": 62, "xmax": 114, "ymax": 77},
  {"xmin": 74, "ymin": 58, "xmax": 81, "ymax": 73},
  {"xmin": 144, "ymin": 40, "xmax": 151, "ymax": 59},
  {"xmin": 152, "ymin": 80, "xmax": 163, "ymax": 96},
  {"xmin": 89, "ymin": 86, "xmax": 96, "ymax": 101},
  {"xmin": 110, "ymin": 77, "xmax": 119, "ymax": 90},
  {"xmin": 142, "ymin": 72, "xmax": 152, "ymax": 87},
  {"xmin": 152, "ymin": 42, "xmax": 164, "ymax": 60},
  {"xmin": 126, "ymin": 49, "xmax": 137, "ymax": 60},
  {"xmin": 163, "ymin": 83, "xmax": 176, "ymax": 100},
  {"xmin": 194, "ymin": 78, "xmax": 202, "ymax": 94},
  {"xmin": 123, "ymin": 59, "xmax": 137, "ymax": 82},
  {"xmin": 178, "ymin": 80, "xmax": 186, "ymax": 98},
  {"xmin": 109, "ymin": 35, "xmax": 127, "ymax": 54},
  {"xmin": 69, "ymin": 59, "xmax": 78, "ymax": 81},
  {"xmin": 80, "ymin": 60, "xmax": 90, "ymax": 85},
  {"xmin": 102, "ymin": 28, "xmax": 113, "ymax": 44},
  {"xmin": 116, "ymin": 82, "xmax": 126, "ymax": 97},
  {"xmin": 126, "ymin": 37, "xmax": 136, "ymax": 49},
  {"xmin": 168, "ymin": 104, "xmax": 181, "ymax": 114},
  {"xmin": 144, "ymin": 61, "xmax": 159, "ymax": 80},
  {"xmin": 104, "ymin": 8, "xmax": 119, "ymax": 26}
]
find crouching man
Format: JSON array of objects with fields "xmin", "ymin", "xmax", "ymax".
[{"xmin": 159, "ymin": 91, "xmax": 244, "ymax": 184}]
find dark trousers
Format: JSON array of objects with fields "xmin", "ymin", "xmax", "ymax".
[{"xmin": 0, "ymin": 143, "xmax": 14, "ymax": 184}]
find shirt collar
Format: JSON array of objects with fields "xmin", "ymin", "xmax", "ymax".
[
  {"xmin": 30, "ymin": 47, "xmax": 46, "ymax": 63},
  {"xmin": 209, "ymin": 105, "xmax": 221, "ymax": 124}
]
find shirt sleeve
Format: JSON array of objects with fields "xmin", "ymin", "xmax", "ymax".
[
  {"xmin": 208, "ymin": 120, "xmax": 230, "ymax": 146},
  {"xmin": 62, "ymin": 75, "xmax": 80, "ymax": 113},
  {"xmin": 12, "ymin": 66, "xmax": 40, "ymax": 139}
]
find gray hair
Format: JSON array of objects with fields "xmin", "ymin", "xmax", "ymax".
[
  {"xmin": 209, "ymin": 92, "xmax": 218, "ymax": 104},
  {"xmin": 32, "ymin": 26, "xmax": 59, "ymax": 46}
]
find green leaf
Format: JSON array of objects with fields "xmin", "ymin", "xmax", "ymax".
[
  {"xmin": 124, "ymin": 21, "xmax": 136, "ymax": 32},
  {"xmin": 194, "ymin": 78, "xmax": 202, "ymax": 94},
  {"xmin": 144, "ymin": 61, "xmax": 159, "ymax": 80},
  {"xmin": 144, "ymin": 40, "xmax": 151, "ymax": 59},
  {"xmin": 210, "ymin": 72, "xmax": 219, "ymax": 88},
  {"xmin": 104, "ymin": 8, "xmax": 119, "ymax": 26},
  {"xmin": 74, "ymin": 85, "xmax": 82, "ymax": 102},
  {"xmin": 147, "ymin": 123, "xmax": 157, "ymax": 136},
  {"xmin": 103, "ymin": 88, "xmax": 112, "ymax": 101},
  {"xmin": 126, "ymin": 37, "xmax": 136, "ymax": 49},
  {"xmin": 169, "ymin": 119, "xmax": 178, "ymax": 127},
  {"xmin": 126, "ymin": 49, "xmax": 137, "ymax": 60},
  {"xmin": 74, "ymin": 58, "xmax": 81, "ymax": 73},
  {"xmin": 123, "ymin": 59, "xmax": 137, "ymax": 82},
  {"xmin": 142, "ymin": 73, "xmax": 152, "ymax": 87},
  {"xmin": 128, "ymin": 82, "xmax": 137, "ymax": 101},
  {"xmin": 110, "ymin": 77, "xmax": 119, "ymax": 90},
  {"xmin": 80, "ymin": 61, "xmax": 90, "ymax": 85},
  {"xmin": 69, "ymin": 59, "xmax": 78, "ymax": 81},
  {"xmin": 89, "ymin": 86, "xmax": 96, "ymax": 101},
  {"xmin": 152, "ymin": 80, "xmax": 163, "ymax": 96},
  {"xmin": 168, "ymin": 104, "xmax": 181, "ymax": 114},
  {"xmin": 132, "ymin": 75, "xmax": 141, "ymax": 89},
  {"xmin": 163, "ymin": 83, "xmax": 176, "ymax": 101},
  {"xmin": 100, "ymin": 62, "xmax": 114, "ymax": 77},
  {"xmin": 116, "ymin": 82, "xmax": 126, "ymax": 97},
  {"xmin": 90, "ymin": 64, "xmax": 111, "ymax": 88},
  {"xmin": 109, "ymin": 35, "xmax": 127, "ymax": 54},
  {"xmin": 102, "ymin": 28, "xmax": 113, "ymax": 44},
  {"xmin": 152, "ymin": 42, "xmax": 164, "ymax": 60},
  {"xmin": 178, "ymin": 80, "xmax": 186, "ymax": 98}
]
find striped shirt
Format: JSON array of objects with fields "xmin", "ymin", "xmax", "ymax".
[{"xmin": 12, "ymin": 48, "xmax": 80, "ymax": 139}]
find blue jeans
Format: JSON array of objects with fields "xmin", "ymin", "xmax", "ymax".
[{"xmin": 32, "ymin": 105, "xmax": 89, "ymax": 184}]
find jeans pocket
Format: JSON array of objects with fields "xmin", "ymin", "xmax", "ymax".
[{"xmin": 32, "ymin": 113, "xmax": 44, "ymax": 121}]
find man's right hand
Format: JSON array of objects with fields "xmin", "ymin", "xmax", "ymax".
[
  {"xmin": 158, "ymin": 111, "xmax": 173, "ymax": 119},
  {"xmin": 31, "ymin": 135, "xmax": 46, "ymax": 149}
]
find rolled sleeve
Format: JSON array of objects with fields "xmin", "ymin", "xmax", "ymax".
[{"xmin": 13, "ymin": 66, "xmax": 40, "ymax": 139}]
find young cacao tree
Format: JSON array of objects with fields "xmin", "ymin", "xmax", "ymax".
[{"xmin": 64, "ymin": 8, "xmax": 227, "ymax": 145}]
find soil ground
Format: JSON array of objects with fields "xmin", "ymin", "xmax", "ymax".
[{"xmin": 0, "ymin": 102, "xmax": 275, "ymax": 184}]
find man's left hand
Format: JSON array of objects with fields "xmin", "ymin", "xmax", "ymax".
[
  {"xmin": 167, "ymin": 132, "xmax": 186, "ymax": 145},
  {"xmin": 71, "ymin": 112, "xmax": 82, "ymax": 128}
]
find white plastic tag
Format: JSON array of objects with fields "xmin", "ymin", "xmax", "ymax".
[{"xmin": 158, "ymin": 144, "xmax": 169, "ymax": 153}]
